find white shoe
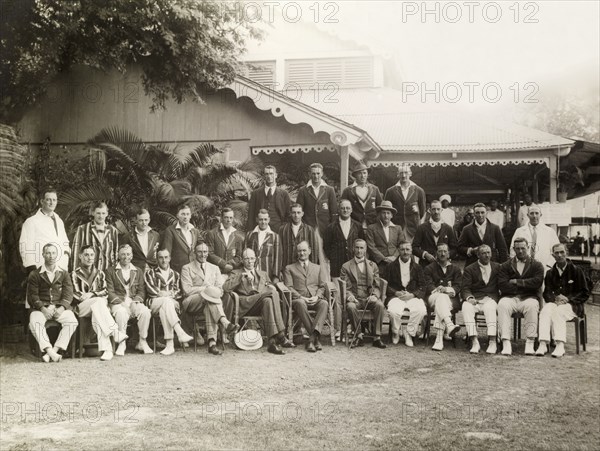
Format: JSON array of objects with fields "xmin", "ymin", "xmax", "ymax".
[
  {"xmin": 486, "ymin": 341, "xmax": 497, "ymax": 354},
  {"xmin": 112, "ymin": 330, "xmax": 128, "ymax": 344},
  {"xmin": 115, "ymin": 341, "xmax": 126, "ymax": 356},
  {"xmin": 392, "ymin": 332, "xmax": 400, "ymax": 345},
  {"xmin": 177, "ymin": 331, "xmax": 193, "ymax": 344},
  {"xmin": 552, "ymin": 342, "xmax": 565, "ymax": 358},
  {"xmin": 501, "ymin": 340, "xmax": 512, "ymax": 355},
  {"xmin": 535, "ymin": 342, "xmax": 547, "ymax": 356},
  {"xmin": 432, "ymin": 340, "xmax": 443, "ymax": 351},
  {"xmin": 41, "ymin": 353, "xmax": 51, "ymax": 363},
  {"xmin": 135, "ymin": 341, "xmax": 154, "ymax": 354},
  {"xmin": 470, "ymin": 339, "xmax": 480, "ymax": 354},
  {"xmin": 160, "ymin": 346, "xmax": 175, "ymax": 356},
  {"xmin": 446, "ymin": 324, "xmax": 460, "ymax": 338},
  {"xmin": 47, "ymin": 348, "xmax": 62, "ymax": 362},
  {"xmin": 443, "ymin": 333, "xmax": 452, "ymax": 341},
  {"xmin": 404, "ymin": 333, "xmax": 414, "ymax": 347},
  {"xmin": 524, "ymin": 340, "xmax": 535, "ymax": 356},
  {"xmin": 100, "ymin": 351, "xmax": 113, "ymax": 361}
]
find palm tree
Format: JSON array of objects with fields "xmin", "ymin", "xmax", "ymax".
[
  {"xmin": 0, "ymin": 124, "xmax": 25, "ymax": 218},
  {"xmin": 60, "ymin": 127, "xmax": 262, "ymax": 232}
]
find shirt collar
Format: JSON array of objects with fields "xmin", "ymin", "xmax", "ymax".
[
  {"xmin": 265, "ymin": 185, "xmax": 277, "ymax": 193},
  {"xmin": 396, "ymin": 180, "xmax": 416, "ymax": 188},
  {"xmin": 176, "ymin": 222, "xmax": 194, "ymax": 231},
  {"xmin": 40, "ymin": 265, "xmax": 59, "ymax": 274},
  {"xmin": 220, "ymin": 223, "xmax": 236, "ymax": 233},
  {"xmin": 92, "ymin": 222, "xmax": 107, "ymax": 231},
  {"xmin": 39, "ymin": 209, "xmax": 56, "ymax": 219},
  {"xmin": 136, "ymin": 227, "xmax": 152, "ymax": 234},
  {"xmin": 253, "ymin": 225, "xmax": 273, "ymax": 234},
  {"xmin": 380, "ymin": 220, "xmax": 395, "ymax": 228},
  {"xmin": 306, "ymin": 179, "xmax": 327, "ymax": 188},
  {"xmin": 339, "ymin": 217, "xmax": 351, "ymax": 223},
  {"xmin": 354, "ymin": 257, "xmax": 365, "ymax": 264},
  {"xmin": 478, "ymin": 261, "xmax": 491, "ymax": 269},
  {"xmin": 399, "ymin": 258, "xmax": 411, "ymax": 267},
  {"xmin": 475, "ymin": 220, "xmax": 487, "ymax": 229},
  {"xmin": 116, "ymin": 263, "xmax": 136, "ymax": 272}
]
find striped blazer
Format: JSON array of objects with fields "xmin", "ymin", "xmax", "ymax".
[
  {"xmin": 71, "ymin": 222, "xmax": 119, "ymax": 271},
  {"xmin": 323, "ymin": 219, "xmax": 363, "ymax": 278},
  {"xmin": 245, "ymin": 229, "xmax": 282, "ymax": 281},
  {"xmin": 144, "ymin": 266, "xmax": 182, "ymax": 302},
  {"xmin": 205, "ymin": 226, "xmax": 245, "ymax": 272},
  {"xmin": 71, "ymin": 266, "xmax": 107, "ymax": 303},
  {"xmin": 278, "ymin": 222, "xmax": 319, "ymax": 271}
]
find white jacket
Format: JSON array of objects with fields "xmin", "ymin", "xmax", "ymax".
[
  {"xmin": 19, "ymin": 210, "xmax": 71, "ymax": 270},
  {"xmin": 510, "ymin": 223, "xmax": 559, "ymax": 271}
]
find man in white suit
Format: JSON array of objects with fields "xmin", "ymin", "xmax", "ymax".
[
  {"xmin": 510, "ymin": 206, "xmax": 560, "ymax": 272},
  {"xmin": 180, "ymin": 242, "xmax": 237, "ymax": 355}
]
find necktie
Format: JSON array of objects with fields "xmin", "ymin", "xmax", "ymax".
[
  {"xmin": 266, "ymin": 188, "xmax": 273, "ymax": 206},
  {"xmin": 531, "ymin": 227, "xmax": 537, "ymax": 259},
  {"xmin": 50, "ymin": 215, "xmax": 58, "ymax": 235},
  {"xmin": 200, "ymin": 263, "xmax": 205, "ymax": 275}
]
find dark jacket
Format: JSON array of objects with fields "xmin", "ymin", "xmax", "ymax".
[
  {"xmin": 205, "ymin": 227, "xmax": 245, "ymax": 273},
  {"xmin": 121, "ymin": 229, "xmax": 160, "ymax": 271},
  {"xmin": 365, "ymin": 221, "xmax": 406, "ymax": 264},
  {"xmin": 341, "ymin": 183, "xmax": 382, "ymax": 226},
  {"xmin": 384, "ymin": 258, "xmax": 426, "ymax": 305},
  {"xmin": 383, "ymin": 183, "xmax": 426, "ymax": 239},
  {"xmin": 28, "ymin": 267, "xmax": 74, "ymax": 310},
  {"xmin": 323, "ymin": 219, "xmax": 363, "ymax": 277},
  {"xmin": 543, "ymin": 260, "xmax": 589, "ymax": 317},
  {"xmin": 423, "ymin": 261, "xmax": 462, "ymax": 298},
  {"xmin": 160, "ymin": 225, "xmax": 203, "ymax": 274},
  {"xmin": 458, "ymin": 220, "xmax": 508, "ymax": 266},
  {"xmin": 498, "ymin": 257, "xmax": 544, "ymax": 300},
  {"xmin": 460, "ymin": 261, "xmax": 501, "ymax": 302},
  {"xmin": 105, "ymin": 264, "xmax": 146, "ymax": 304},
  {"xmin": 247, "ymin": 187, "xmax": 291, "ymax": 233},
  {"xmin": 412, "ymin": 222, "xmax": 458, "ymax": 267},
  {"xmin": 296, "ymin": 183, "xmax": 338, "ymax": 236}
]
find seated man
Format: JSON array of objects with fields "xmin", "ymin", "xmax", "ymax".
[
  {"xmin": 28, "ymin": 243, "xmax": 78, "ymax": 362},
  {"xmin": 536, "ymin": 243, "xmax": 590, "ymax": 358},
  {"xmin": 385, "ymin": 241, "xmax": 427, "ymax": 347},
  {"xmin": 106, "ymin": 244, "xmax": 153, "ymax": 356},
  {"xmin": 245, "ymin": 209, "xmax": 282, "ymax": 283},
  {"xmin": 205, "ymin": 208, "xmax": 245, "ymax": 283},
  {"xmin": 144, "ymin": 249, "xmax": 194, "ymax": 355},
  {"xmin": 180, "ymin": 242, "xmax": 238, "ymax": 355},
  {"xmin": 365, "ymin": 200, "xmax": 405, "ymax": 275},
  {"xmin": 283, "ymin": 241, "xmax": 329, "ymax": 353},
  {"xmin": 223, "ymin": 248, "xmax": 293, "ymax": 355},
  {"xmin": 72, "ymin": 245, "xmax": 126, "ymax": 361},
  {"xmin": 460, "ymin": 244, "xmax": 500, "ymax": 354},
  {"xmin": 497, "ymin": 238, "xmax": 544, "ymax": 356},
  {"xmin": 424, "ymin": 243, "xmax": 462, "ymax": 352},
  {"xmin": 340, "ymin": 239, "xmax": 387, "ymax": 349}
]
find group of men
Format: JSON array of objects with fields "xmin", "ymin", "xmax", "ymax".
[{"xmin": 19, "ymin": 162, "xmax": 590, "ymax": 361}]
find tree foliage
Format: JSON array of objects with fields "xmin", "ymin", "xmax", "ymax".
[{"xmin": 0, "ymin": 0, "xmax": 262, "ymax": 123}]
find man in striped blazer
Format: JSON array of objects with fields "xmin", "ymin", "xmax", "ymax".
[
  {"xmin": 144, "ymin": 249, "xmax": 193, "ymax": 355},
  {"xmin": 72, "ymin": 245, "xmax": 126, "ymax": 361},
  {"xmin": 341, "ymin": 162, "xmax": 382, "ymax": 229},
  {"xmin": 245, "ymin": 209, "xmax": 282, "ymax": 283},
  {"xmin": 279, "ymin": 203, "xmax": 319, "ymax": 271},
  {"xmin": 161, "ymin": 203, "xmax": 203, "ymax": 273},
  {"xmin": 205, "ymin": 208, "xmax": 245, "ymax": 282},
  {"xmin": 71, "ymin": 201, "xmax": 119, "ymax": 271},
  {"xmin": 121, "ymin": 208, "xmax": 160, "ymax": 271}
]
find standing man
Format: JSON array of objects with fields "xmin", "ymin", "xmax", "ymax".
[
  {"xmin": 458, "ymin": 203, "xmax": 508, "ymax": 267},
  {"xmin": 424, "ymin": 243, "xmax": 462, "ymax": 352},
  {"xmin": 279, "ymin": 203, "xmax": 319, "ymax": 271},
  {"xmin": 412, "ymin": 200, "xmax": 458, "ymax": 268},
  {"xmin": 205, "ymin": 208, "xmax": 245, "ymax": 282},
  {"xmin": 122, "ymin": 208, "xmax": 160, "ymax": 271},
  {"xmin": 341, "ymin": 162, "xmax": 382, "ymax": 229},
  {"xmin": 106, "ymin": 244, "xmax": 153, "ymax": 356},
  {"xmin": 385, "ymin": 241, "xmax": 428, "ymax": 347},
  {"xmin": 282, "ymin": 241, "xmax": 329, "ymax": 353},
  {"xmin": 487, "ymin": 199, "xmax": 505, "ymax": 230},
  {"xmin": 517, "ymin": 193, "xmax": 537, "ymax": 227},
  {"xmin": 161, "ymin": 203, "xmax": 202, "ymax": 273},
  {"xmin": 296, "ymin": 163, "xmax": 338, "ymax": 237},
  {"xmin": 384, "ymin": 164, "xmax": 426, "ymax": 241},
  {"xmin": 223, "ymin": 248, "xmax": 293, "ymax": 355},
  {"xmin": 20, "ymin": 189, "xmax": 70, "ymax": 272},
  {"xmin": 461, "ymin": 245, "xmax": 500, "ymax": 354},
  {"xmin": 536, "ymin": 244, "xmax": 590, "ymax": 358},
  {"xmin": 365, "ymin": 200, "xmax": 406, "ymax": 274},
  {"xmin": 28, "ymin": 243, "xmax": 77, "ymax": 362},
  {"xmin": 247, "ymin": 165, "xmax": 291, "ymax": 233},
  {"xmin": 72, "ymin": 245, "xmax": 126, "ymax": 361},
  {"xmin": 245, "ymin": 210, "xmax": 282, "ymax": 282},
  {"xmin": 340, "ymin": 239, "xmax": 387, "ymax": 349},
  {"xmin": 71, "ymin": 201, "xmax": 119, "ymax": 271},
  {"xmin": 180, "ymin": 242, "xmax": 237, "ymax": 355},
  {"xmin": 454, "ymin": 208, "xmax": 474, "ymax": 241},
  {"xmin": 510, "ymin": 206, "xmax": 560, "ymax": 272},
  {"xmin": 439, "ymin": 194, "xmax": 455, "ymax": 228},
  {"xmin": 144, "ymin": 249, "xmax": 194, "ymax": 355},
  {"xmin": 497, "ymin": 238, "xmax": 544, "ymax": 356}
]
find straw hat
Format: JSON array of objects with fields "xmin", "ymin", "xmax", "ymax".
[{"xmin": 233, "ymin": 329, "xmax": 263, "ymax": 351}]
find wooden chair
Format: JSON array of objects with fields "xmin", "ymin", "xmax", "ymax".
[
  {"xmin": 231, "ymin": 284, "xmax": 288, "ymax": 338},
  {"xmin": 567, "ymin": 313, "xmax": 587, "ymax": 354}
]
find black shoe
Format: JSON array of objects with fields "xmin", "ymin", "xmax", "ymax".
[
  {"xmin": 350, "ymin": 337, "xmax": 364, "ymax": 349},
  {"xmin": 306, "ymin": 341, "xmax": 317, "ymax": 353},
  {"xmin": 314, "ymin": 337, "xmax": 323, "ymax": 351},
  {"xmin": 280, "ymin": 338, "xmax": 296, "ymax": 348},
  {"xmin": 208, "ymin": 344, "xmax": 223, "ymax": 356},
  {"xmin": 372, "ymin": 339, "xmax": 387, "ymax": 349},
  {"xmin": 268, "ymin": 343, "xmax": 285, "ymax": 355},
  {"xmin": 225, "ymin": 323, "xmax": 239, "ymax": 335}
]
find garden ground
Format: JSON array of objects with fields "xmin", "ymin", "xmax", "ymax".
[{"xmin": 1, "ymin": 304, "xmax": 599, "ymax": 450}]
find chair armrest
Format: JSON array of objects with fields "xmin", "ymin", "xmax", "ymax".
[
  {"xmin": 275, "ymin": 282, "xmax": 290, "ymax": 295},
  {"xmin": 230, "ymin": 292, "xmax": 240, "ymax": 325},
  {"xmin": 379, "ymin": 278, "xmax": 388, "ymax": 303}
]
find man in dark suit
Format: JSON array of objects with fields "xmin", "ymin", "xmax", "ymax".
[
  {"xmin": 461, "ymin": 244, "xmax": 501, "ymax": 354},
  {"xmin": 365, "ymin": 200, "xmax": 406, "ymax": 274},
  {"xmin": 340, "ymin": 239, "xmax": 386, "ymax": 349},
  {"xmin": 279, "ymin": 203, "xmax": 319, "ymax": 271},
  {"xmin": 458, "ymin": 203, "xmax": 508, "ymax": 267},
  {"xmin": 296, "ymin": 163, "xmax": 338, "ymax": 237},
  {"xmin": 384, "ymin": 164, "xmax": 426, "ymax": 241},
  {"xmin": 161, "ymin": 203, "xmax": 202, "ymax": 273},
  {"xmin": 283, "ymin": 241, "xmax": 329, "ymax": 352},
  {"xmin": 247, "ymin": 165, "xmax": 291, "ymax": 233},
  {"xmin": 412, "ymin": 200, "xmax": 458, "ymax": 268},
  {"xmin": 497, "ymin": 237, "xmax": 544, "ymax": 356},
  {"xmin": 341, "ymin": 162, "xmax": 382, "ymax": 229},
  {"xmin": 223, "ymin": 248, "xmax": 294, "ymax": 355},
  {"xmin": 385, "ymin": 241, "xmax": 427, "ymax": 347},
  {"xmin": 205, "ymin": 208, "xmax": 245, "ymax": 282},
  {"xmin": 122, "ymin": 208, "xmax": 160, "ymax": 271},
  {"xmin": 106, "ymin": 244, "xmax": 152, "ymax": 356}
]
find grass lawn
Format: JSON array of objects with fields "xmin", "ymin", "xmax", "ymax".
[{"xmin": 1, "ymin": 304, "xmax": 599, "ymax": 450}]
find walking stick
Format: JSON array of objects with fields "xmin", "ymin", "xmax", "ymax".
[{"xmin": 349, "ymin": 283, "xmax": 376, "ymax": 349}]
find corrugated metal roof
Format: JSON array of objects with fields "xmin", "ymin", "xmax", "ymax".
[{"xmin": 297, "ymin": 88, "xmax": 574, "ymax": 153}]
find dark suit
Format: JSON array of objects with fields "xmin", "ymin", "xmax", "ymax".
[
  {"xmin": 122, "ymin": 229, "xmax": 160, "ymax": 271},
  {"xmin": 247, "ymin": 187, "xmax": 291, "ymax": 233},
  {"xmin": 222, "ymin": 268, "xmax": 285, "ymax": 338},
  {"xmin": 283, "ymin": 261, "xmax": 328, "ymax": 335},
  {"xmin": 296, "ymin": 183, "xmax": 338, "ymax": 236},
  {"xmin": 323, "ymin": 219, "xmax": 363, "ymax": 278},
  {"xmin": 341, "ymin": 183, "xmax": 382, "ymax": 226},
  {"xmin": 458, "ymin": 220, "xmax": 508, "ymax": 266},
  {"xmin": 205, "ymin": 227, "xmax": 245, "ymax": 273},
  {"xmin": 543, "ymin": 260, "xmax": 589, "ymax": 317},
  {"xmin": 412, "ymin": 222, "xmax": 458, "ymax": 268},
  {"xmin": 160, "ymin": 225, "xmax": 203, "ymax": 273},
  {"xmin": 461, "ymin": 261, "xmax": 501, "ymax": 302},
  {"xmin": 384, "ymin": 258, "xmax": 426, "ymax": 304},
  {"xmin": 365, "ymin": 221, "xmax": 406, "ymax": 273},
  {"xmin": 384, "ymin": 183, "xmax": 426, "ymax": 240}
]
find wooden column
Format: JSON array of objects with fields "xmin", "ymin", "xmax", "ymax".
[
  {"xmin": 340, "ymin": 145, "xmax": 349, "ymax": 190},
  {"xmin": 549, "ymin": 155, "xmax": 557, "ymax": 203}
]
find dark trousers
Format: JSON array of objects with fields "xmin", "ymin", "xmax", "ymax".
[
  {"xmin": 347, "ymin": 297, "xmax": 385, "ymax": 336},
  {"xmin": 293, "ymin": 298, "xmax": 328, "ymax": 335}
]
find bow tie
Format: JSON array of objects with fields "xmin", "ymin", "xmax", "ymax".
[{"xmin": 355, "ymin": 259, "xmax": 365, "ymax": 263}]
